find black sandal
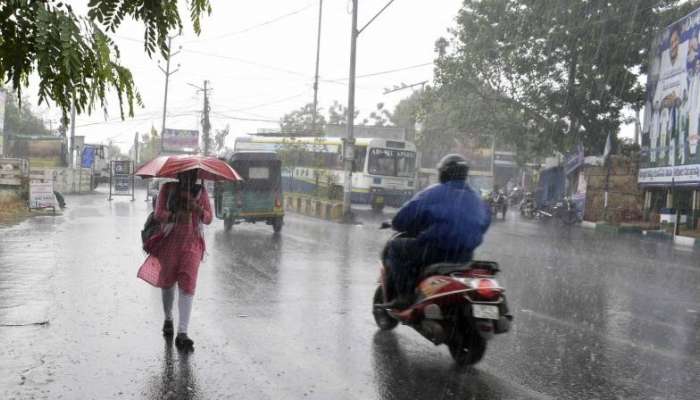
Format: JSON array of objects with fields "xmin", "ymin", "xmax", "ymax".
[
  {"xmin": 162, "ymin": 320, "xmax": 174, "ymax": 337},
  {"xmin": 175, "ymin": 333, "xmax": 194, "ymax": 351}
]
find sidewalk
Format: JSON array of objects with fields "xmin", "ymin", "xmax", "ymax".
[{"xmin": 580, "ymin": 220, "xmax": 700, "ymax": 248}]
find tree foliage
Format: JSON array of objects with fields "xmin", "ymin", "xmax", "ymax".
[
  {"xmin": 213, "ymin": 124, "xmax": 230, "ymax": 154},
  {"xmin": 280, "ymin": 103, "xmax": 327, "ymax": 134},
  {"xmin": 431, "ymin": 0, "xmax": 700, "ymax": 157},
  {"xmin": 2, "ymin": 90, "xmax": 51, "ymax": 136},
  {"xmin": 139, "ymin": 126, "xmax": 161, "ymax": 162},
  {"xmin": 0, "ymin": 0, "xmax": 211, "ymax": 121}
]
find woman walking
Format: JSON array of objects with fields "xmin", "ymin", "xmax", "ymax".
[{"xmin": 138, "ymin": 169, "xmax": 212, "ymax": 351}]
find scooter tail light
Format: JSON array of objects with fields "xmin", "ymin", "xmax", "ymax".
[
  {"xmin": 275, "ymin": 194, "xmax": 282, "ymax": 208},
  {"xmin": 472, "ymin": 278, "xmax": 501, "ymax": 300}
]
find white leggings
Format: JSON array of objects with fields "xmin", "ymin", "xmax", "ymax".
[{"xmin": 162, "ymin": 286, "xmax": 193, "ymax": 334}]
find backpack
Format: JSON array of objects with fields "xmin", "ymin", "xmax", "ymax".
[{"xmin": 141, "ymin": 211, "xmax": 162, "ymax": 253}]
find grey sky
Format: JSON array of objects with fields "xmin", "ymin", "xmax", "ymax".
[{"xmin": 35, "ymin": 0, "xmax": 463, "ymax": 152}]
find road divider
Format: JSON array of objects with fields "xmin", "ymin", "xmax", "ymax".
[{"xmin": 284, "ymin": 193, "xmax": 343, "ymax": 222}]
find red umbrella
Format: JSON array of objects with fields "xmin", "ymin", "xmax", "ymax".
[{"xmin": 135, "ymin": 155, "xmax": 242, "ymax": 181}]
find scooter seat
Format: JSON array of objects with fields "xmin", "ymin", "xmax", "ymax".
[{"xmin": 420, "ymin": 261, "xmax": 500, "ymax": 279}]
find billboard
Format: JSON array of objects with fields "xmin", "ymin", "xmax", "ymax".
[
  {"xmin": 640, "ymin": 7, "xmax": 700, "ymax": 184},
  {"xmin": 162, "ymin": 128, "xmax": 199, "ymax": 153}
]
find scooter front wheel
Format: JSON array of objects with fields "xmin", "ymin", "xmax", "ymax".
[{"xmin": 372, "ymin": 286, "xmax": 398, "ymax": 331}]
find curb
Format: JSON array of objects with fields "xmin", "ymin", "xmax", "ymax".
[
  {"xmin": 673, "ymin": 235, "xmax": 699, "ymax": 248},
  {"xmin": 284, "ymin": 193, "xmax": 343, "ymax": 222},
  {"xmin": 581, "ymin": 220, "xmax": 699, "ymax": 248}
]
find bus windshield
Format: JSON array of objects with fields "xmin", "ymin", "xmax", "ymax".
[{"xmin": 368, "ymin": 148, "xmax": 416, "ymax": 177}]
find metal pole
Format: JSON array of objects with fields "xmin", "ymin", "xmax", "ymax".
[
  {"xmin": 160, "ymin": 37, "xmax": 172, "ymax": 154},
  {"xmin": 202, "ymin": 80, "xmax": 211, "ymax": 156},
  {"xmin": 343, "ymin": 0, "xmax": 358, "ymax": 219},
  {"xmin": 108, "ymin": 161, "xmax": 112, "ymax": 201},
  {"xmin": 311, "ymin": 0, "xmax": 323, "ymax": 135},
  {"xmin": 70, "ymin": 102, "xmax": 76, "ymax": 168}
]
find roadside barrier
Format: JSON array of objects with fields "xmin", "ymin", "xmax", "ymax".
[{"xmin": 284, "ymin": 192, "xmax": 343, "ymax": 222}]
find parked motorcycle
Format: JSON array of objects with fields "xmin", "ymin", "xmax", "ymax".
[
  {"xmin": 508, "ymin": 187, "xmax": 523, "ymax": 207},
  {"xmin": 519, "ymin": 193, "xmax": 535, "ymax": 219},
  {"xmin": 489, "ymin": 191, "xmax": 508, "ymax": 220},
  {"xmin": 533, "ymin": 197, "xmax": 578, "ymax": 225},
  {"xmin": 372, "ymin": 228, "xmax": 512, "ymax": 366},
  {"xmin": 555, "ymin": 197, "xmax": 579, "ymax": 225}
]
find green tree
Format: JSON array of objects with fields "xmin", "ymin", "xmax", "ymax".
[
  {"xmin": 105, "ymin": 141, "xmax": 124, "ymax": 161},
  {"xmin": 2, "ymin": 91, "xmax": 51, "ymax": 136},
  {"xmin": 327, "ymin": 101, "xmax": 359, "ymax": 125},
  {"xmin": 279, "ymin": 103, "xmax": 326, "ymax": 134},
  {"xmin": 0, "ymin": 0, "xmax": 211, "ymax": 120},
  {"xmin": 139, "ymin": 126, "xmax": 161, "ymax": 162},
  {"xmin": 213, "ymin": 125, "xmax": 230, "ymax": 154},
  {"xmin": 435, "ymin": 0, "xmax": 700, "ymax": 155},
  {"xmin": 366, "ymin": 102, "xmax": 392, "ymax": 127}
]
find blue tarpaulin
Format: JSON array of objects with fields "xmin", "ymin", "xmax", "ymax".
[
  {"xmin": 536, "ymin": 166, "xmax": 566, "ymax": 207},
  {"xmin": 81, "ymin": 146, "xmax": 95, "ymax": 168}
]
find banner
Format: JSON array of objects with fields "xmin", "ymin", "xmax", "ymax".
[
  {"xmin": 638, "ymin": 164, "xmax": 700, "ymax": 184},
  {"xmin": 642, "ymin": 6, "xmax": 700, "ymax": 180},
  {"xmin": 564, "ymin": 144, "xmax": 585, "ymax": 175},
  {"xmin": 29, "ymin": 182, "xmax": 57, "ymax": 209},
  {"xmin": 111, "ymin": 160, "xmax": 133, "ymax": 195},
  {"xmin": 162, "ymin": 128, "xmax": 199, "ymax": 153},
  {"xmin": 81, "ymin": 146, "xmax": 96, "ymax": 168},
  {"xmin": 113, "ymin": 160, "xmax": 131, "ymax": 175},
  {"xmin": 0, "ymin": 90, "xmax": 6, "ymax": 156}
]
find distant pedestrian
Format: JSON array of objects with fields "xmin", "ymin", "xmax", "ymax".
[{"xmin": 137, "ymin": 169, "xmax": 212, "ymax": 351}]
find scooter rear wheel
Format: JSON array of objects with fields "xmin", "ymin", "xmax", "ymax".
[
  {"xmin": 372, "ymin": 286, "xmax": 398, "ymax": 331},
  {"xmin": 448, "ymin": 328, "xmax": 487, "ymax": 366}
]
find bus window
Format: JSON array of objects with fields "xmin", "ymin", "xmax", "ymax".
[
  {"xmin": 368, "ymin": 148, "xmax": 416, "ymax": 176},
  {"xmin": 396, "ymin": 152, "xmax": 416, "ymax": 177},
  {"xmin": 353, "ymin": 146, "xmax": 367, "ymax": 172}
]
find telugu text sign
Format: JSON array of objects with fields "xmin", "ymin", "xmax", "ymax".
[
  {"xmin": 29, "ymin": 182, "xmax": 57, "ymax": 209},
  {"xmin": 638, "ymin": 164, "xmax": 700, "ymax": 184},
  {"xmin": 162, "ymin": 129, "xmax": 199, "ymax": 153}
]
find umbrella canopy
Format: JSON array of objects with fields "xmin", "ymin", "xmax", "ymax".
[{"xmin": 135, "ymin": 155, "xmax": 242, "ymax": 181}]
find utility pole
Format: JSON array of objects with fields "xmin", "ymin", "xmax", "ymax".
[
  {"xmin": 158, "ymin": 35, "xmax": 181, "ymax": 154},
  {"xmin": 134, "ymin": 132, "xmax": 139, "ymax": 163},
  {"xmin": 343, "ymin": 0, "xmax": 397, "ymax": 219},
  {"xmin": 202, "ymin": 80, "xmax": 211, "ymax": 156},
  {"xmin": 70, "ymin": 102, "xmax": 76, "ymax": 168},
  {"xmin": 343, "ymin": 0, "xmax": 359, "ymax": 218},
  {"xmin": 187, "ymin": 81, "xmax": 212, "ymax": 156},
  {"xmin": 311, "ymin": 0, "xmax": 323, "ymax": 135}
]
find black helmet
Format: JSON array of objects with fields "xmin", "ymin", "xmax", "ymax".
[{"xmin": 437, "ymin": 154, "xmax": 469, "ymax": 183}]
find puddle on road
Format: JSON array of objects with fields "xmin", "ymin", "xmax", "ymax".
[{"xmin": 0, "ymin": 218, "xmax": 57, "ymax": 326}]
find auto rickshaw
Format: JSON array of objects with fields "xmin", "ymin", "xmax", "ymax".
[{"xmin": 214, "ymin": 151, "xmax": 284, "ymax": 232}]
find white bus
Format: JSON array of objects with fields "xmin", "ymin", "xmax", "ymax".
[{"xmin": 234, "ymin": 136, "xmax": 417, "ymax": 210}]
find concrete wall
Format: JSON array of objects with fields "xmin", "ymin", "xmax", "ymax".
[
  {"xmin": 0, "ymin": 158, "xmax": 29, "ymax": 205},
  {"xmin": 30, "ymin": 167, "xmax": 93, "ymax": 193},
  {"xmin": 583, "ymin": 155, "xmax": 643, "ymax": 223}
]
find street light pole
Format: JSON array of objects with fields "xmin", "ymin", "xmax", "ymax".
[
  {"xmin": 343, "ymin": 0, "xmax": 359, "ymax": 218},
  {"xmin": 159, "ymin": 36, "xmax": 181, "ymax": 154},
  {"xmin": 311, "ymin": 0, "xmax": 323, "ymax": 135},
  {"xmin": 342, "ymin": 0, "xmax": 397, "ymax": 219}
]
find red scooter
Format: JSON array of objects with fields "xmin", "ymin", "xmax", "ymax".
[{"xmin": 372, "ymin": 230, "xmax": 512, "ymax": 366}]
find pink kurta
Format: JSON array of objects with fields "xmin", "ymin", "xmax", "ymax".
[{"xmin": 137, "ymin": 182, "xmax": 212, "ymax": 294}]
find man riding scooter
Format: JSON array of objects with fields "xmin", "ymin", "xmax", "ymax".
[{"xmin": 382, "ymin": 154, "xmax": 491, "ymax": 308}]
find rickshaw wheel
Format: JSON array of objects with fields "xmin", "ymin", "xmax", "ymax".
[{"xmin": 272, "ymin": 217, "xmax": 283, "ymax": 233}]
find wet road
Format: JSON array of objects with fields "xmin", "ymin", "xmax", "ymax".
[{"xmin": 1, "ymin": 192, "xmax": 699, "ymax": 400}]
